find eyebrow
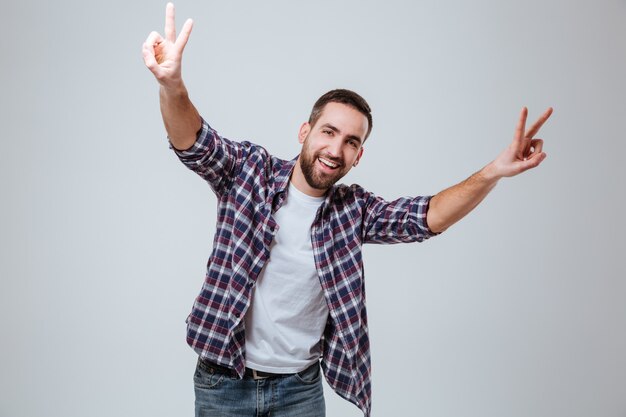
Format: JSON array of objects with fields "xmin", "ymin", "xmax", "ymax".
[{"xmin": 320, "ymin": 123, "xmax": 363, "ymax": 145}]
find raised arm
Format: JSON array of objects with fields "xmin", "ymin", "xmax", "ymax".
[
  {"xmin": 142, "ymin": 2, "xmax": 200, "ymax": 150},
  {"xmin": 426, "ymin": 106, "xmax": 553, "ymax": 233}
]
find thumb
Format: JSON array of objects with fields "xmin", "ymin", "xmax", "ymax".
[{"xmin": 516, "ymin": 152, "xmax": 547, "ymax": 174}]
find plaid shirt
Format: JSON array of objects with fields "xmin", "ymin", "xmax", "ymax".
[{"xmin": 172, "ymin": 119, "xmax": 437, "ymax": 416}]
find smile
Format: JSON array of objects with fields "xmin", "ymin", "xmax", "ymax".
[{"xmin": 318, "ymin": 157, "xmax": 340, "ymax": 169}]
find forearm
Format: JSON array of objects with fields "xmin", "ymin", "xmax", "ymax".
[
  {"xmin": 426, "ymin": 162, "xmax": 500, "ymax": 233},
  {"xmin": 159, "ymin": 83, "xmax": 202, "ymax": 151}
]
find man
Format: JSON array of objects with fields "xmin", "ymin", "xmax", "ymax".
[{"xmin": 142, "ymin": 4, "xmax": 552, "ymax": 417}]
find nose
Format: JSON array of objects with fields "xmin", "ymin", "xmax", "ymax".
[{"xmin": 325, "ymin": 137, "xmax": 342, "ymax": 159}]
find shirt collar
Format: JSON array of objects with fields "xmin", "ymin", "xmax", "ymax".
[{"xmin": 275, "ymin": 155, "xmax": 299, "ymax": 194}]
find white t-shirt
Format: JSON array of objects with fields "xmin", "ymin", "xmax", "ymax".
[{"xmin": 243, "ymin": 182, "xmax": 329, "ymax": 373}]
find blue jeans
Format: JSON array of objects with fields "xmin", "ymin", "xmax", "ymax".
[{"xmin": 194, "ymin": 358, "xmax": 326, "ymax": 417}]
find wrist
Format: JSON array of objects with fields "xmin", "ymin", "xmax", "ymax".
[
  {"xmin": 479, "ymin": 161, "xmax": 503, "ymax": 183},
  {"xmin": 159, "ymin": 79, "xmax": 187, "ymax": 97}
]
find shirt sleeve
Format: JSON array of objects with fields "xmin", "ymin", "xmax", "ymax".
[
  {"xmin": 169, "ymin": 117, "xmax": 248, "ymax": 197},
  {"xmin": 361, "ymin": 193, "xmax": 440, "ymax": 244}
]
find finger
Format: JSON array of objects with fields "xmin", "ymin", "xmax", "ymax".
[
  {"xmin": 529, "ymin": 138, "xmax": 544, "ymax": 156},
  {"xmin": 145, "ymin": 31, "xmax": 164, "ymax": 47},
  {"xmin": 142, "ymin": 42, "xmax": 159, "ymax": 70},
  {"xmin": 518, "ymin": 151, "xmax": 547, "ymax": 172},
  {"xmin": 144, "ymin": 31, "xmax": 164, "ymax": 64},
  {"xmin": 143, "ymin": 32, "xmax": 165, "ymax": 73},
  {"xmin": 511, "ymin": 106, "xmax": 528, "ymax": 158},
  {"xmin": 175, "ymin": 18, "xmax": 194, "ymax": 51},
  {"xmin": 521, "ymin": 138, "xmax": 544, "ymax": 161},
  {"xmin": 143, "ymin": 32, "xmax": 160, "ymax": 58},
  {"xmin": 524, "ymin": 107, "xmax": 553, "ymax": 139},
  {"xmin": 165, "ymin": 2, "xmax": 176, "ymax": 43},
  {"xmin": 142, "ymin": 45, "xmax": 164, "ymax": 80},
  {"xmin": 514, "ymin": 107, "xmax": 528, "ymax": 142}
]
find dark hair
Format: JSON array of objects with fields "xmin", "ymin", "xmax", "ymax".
[{"xmin": 308, "ymin": 89, "xmax": 373, "ymax": 141}]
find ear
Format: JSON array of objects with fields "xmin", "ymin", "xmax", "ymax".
[
  {"xmin": 353, "ymin": 147, "xmax": 365, "ymax": 167},
  {"xmin": 298, "ymin": 122, "xmax": 311, "ymax": 144}
]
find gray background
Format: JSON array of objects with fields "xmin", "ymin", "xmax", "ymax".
[{"xmin": 1, "ymin": 0, "xmax": 625, "ymax": 416}]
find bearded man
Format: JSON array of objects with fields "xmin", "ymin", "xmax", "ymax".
[{"xmin": 142, "ymin": 4, "xmax": 552, "ymax": 416}]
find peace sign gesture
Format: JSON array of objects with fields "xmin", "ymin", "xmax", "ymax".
[
  {"xmin": 488, "ymin": 107, "xmax": 554, "ymax": 179},
  {"xmin": 142, "ymin": 3, "xmax": 193, "ymax": 88}
]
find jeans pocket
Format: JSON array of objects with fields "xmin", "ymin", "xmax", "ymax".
[
  {"xmin": 194, "ymin": 359, "xmax": 226, "ymax": 389},
  {"xmin": 294, "ymin": 362, "xmax": 322, "ymax": 385}
]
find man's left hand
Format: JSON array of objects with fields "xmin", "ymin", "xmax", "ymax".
[{"xmin": 484, "ymin": 106, "xmax": 553, "ymax": 180}]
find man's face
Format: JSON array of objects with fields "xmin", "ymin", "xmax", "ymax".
[{"xmin": 297, "ymin": 102, "xmax": 368, "ymax": 193}]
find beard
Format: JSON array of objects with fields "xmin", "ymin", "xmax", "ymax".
[{"xmin": 299, "ymin": 141, "xmax": 347, "ymax": 191}]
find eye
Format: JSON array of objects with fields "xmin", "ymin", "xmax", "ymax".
[
  {"xmin": 322, "ymin": 129, "xmax": 333, "ymax": 136},
  {"xmin": 348, "ymin": 139, "xmax": 358, "ymax": 148}
]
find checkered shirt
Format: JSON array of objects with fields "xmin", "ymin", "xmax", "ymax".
[{"xmin": 171, "ymin": 119, "xmax": 437, "ymax": 416}]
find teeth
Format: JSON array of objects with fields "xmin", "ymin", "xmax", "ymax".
[{"xmin": 319, "ymin": 157, "xmax": 339, "ymax": 168}]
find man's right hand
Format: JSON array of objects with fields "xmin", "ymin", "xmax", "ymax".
[
  {"xmin": 142, "ymin": 2, "xmax": 193, "ymax": 89},
  {"xmin": 143, "ymin": 3, "xmax": 200, "ymax": 150}
]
